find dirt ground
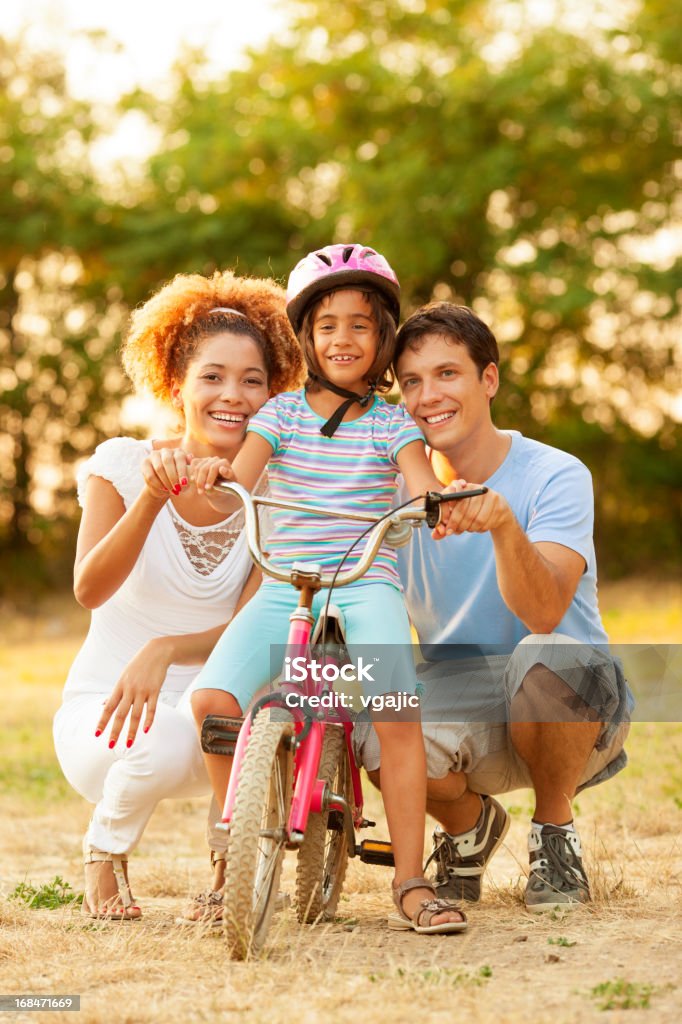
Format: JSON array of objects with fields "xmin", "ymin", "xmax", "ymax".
[
  {"xmin": 1, "ymin": 774, "xmax": 681, "ymax": 1024},
  {"xmin": 0, "ymin": 586, "xmax": 680, "ymax": 1023}
]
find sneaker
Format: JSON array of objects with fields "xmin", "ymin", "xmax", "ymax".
[
  {"xmin": 525, "ymin": 824, "xmax": 591, "ymax": 913},
  {"xmin": 425, "ymin": 796, "xmax": 510, "ymax": 902}
]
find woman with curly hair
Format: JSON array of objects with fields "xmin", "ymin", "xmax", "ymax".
[{"xmin": 53, "ymin": 270, "xmax": 304, "ymax": 921}]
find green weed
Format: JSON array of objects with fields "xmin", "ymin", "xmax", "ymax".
[
  {"xmin": 8, "ymin": 876, "xmax": 83, "ymax": 910},
  {"xmin": 589, "ymin": 978, "xmax": 657, "ymax": 1011},
  {"xmin": 548, "ymin": 936, "xmax": 576, "ymax": 947},
  {"xmin": 368, "ymin": 966, "xmax": 492, "ymax": 988}
]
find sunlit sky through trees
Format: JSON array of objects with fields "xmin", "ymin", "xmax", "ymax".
[
  {"xmin": 1, "ymin": 0, "xmax": 638, "ymax": 101},
  {"xmin": 0, "ymin": 0, "xmax": 285, "ymax": 99},
  {"xmin": 1, "ymin": 0, "xmax": 679, "ymax": 575}
]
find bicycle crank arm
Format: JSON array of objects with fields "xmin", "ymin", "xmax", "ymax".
[{"xmin": 327, "ymin": 792, "xmax": 357, "ymax": 854}]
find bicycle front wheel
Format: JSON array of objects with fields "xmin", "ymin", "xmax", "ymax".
[
  {"xmin": 223, "ymin": 708, "xmax": 294, "ymax": 959},
  {"xmin": 295, "ymin": 724, "xmax": 352, "ymax": 923}
]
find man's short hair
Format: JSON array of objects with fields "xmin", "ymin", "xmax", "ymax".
[{"xmin": 395, "ymin": 302, "xmax": 499, "ymax": 378}]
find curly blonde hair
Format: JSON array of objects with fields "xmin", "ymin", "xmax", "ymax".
[{"xmin": 122, "ymin": 270, "xmax": 305, "ymax": 402}]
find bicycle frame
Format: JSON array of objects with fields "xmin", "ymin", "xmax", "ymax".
[
  {"xmin": 220, "ymin": 570, "xmax": 363, "ymax": 847},
  {"xmin": 215, "ymin": 480, "xmax": 487, "ymax": 853}
]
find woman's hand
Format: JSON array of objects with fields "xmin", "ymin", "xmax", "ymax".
[
  {"xmin": 95, "ymin": 638, "xmax": 173, "ymax": 747},
  {"xmin": 141, "ymin": 448, "xmax": 194, "ymax": 500}
]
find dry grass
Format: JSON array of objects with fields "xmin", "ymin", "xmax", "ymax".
[{"xmin": 0, "ymin": 581, "xmax": 680, "ymax": 1023}]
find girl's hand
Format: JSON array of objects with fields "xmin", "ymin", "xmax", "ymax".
[
  {"xmin": 191, "ymin": 457, "xmax": 235, "ymax": 496},
  {"xmin": 95, "ymin": 639, "xmax": 172, "ymax": 747},
  {"xmin": 142, "ymin": 448, "xmax": 194, "ymax": 500}
]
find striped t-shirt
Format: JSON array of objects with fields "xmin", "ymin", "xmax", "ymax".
[{"xmin": 247, "ymin": 390, "xmax": 424, "ymax": 588}]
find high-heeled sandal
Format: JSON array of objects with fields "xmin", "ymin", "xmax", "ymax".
[
  {"xmin": 82, "ymin": 843, "xmax": 141, "ymax": 921},
  {"xmin": 387, "ymin": 876, "xmax": 467, "ymax": 934}
]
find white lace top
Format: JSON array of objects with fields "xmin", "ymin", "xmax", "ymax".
[
  {"xmin": 63, "ymin": 437, "xmax": 258, "ymax": 699},
  {"xmin": 166, "ymin": 473, "xmax": 268, "ymax": 575}
]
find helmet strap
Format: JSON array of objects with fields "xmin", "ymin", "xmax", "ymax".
[{"xmin": 308, "ymin": 373, "xmax": 376, "ymax": 437}]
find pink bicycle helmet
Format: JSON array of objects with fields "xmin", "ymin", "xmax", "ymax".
[{"xmin": 286, "ymin": 243, "xmax": 400, "ymax": 332}]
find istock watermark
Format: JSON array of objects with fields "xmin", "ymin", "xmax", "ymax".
[
  {"xmin": 267, "ymin": 642, "xmax": 681, "ymax": 724},
  {"xmin": 283, "ymin": 655, "xmax": 377, "ymax": 684},
  {"xmin": 283, "ymin": 688, "xmax": 420, "ymax": 713}
]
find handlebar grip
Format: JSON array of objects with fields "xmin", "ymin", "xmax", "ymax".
[{"xmin": 424, "ymin": 487, "xmax": 488, "ymax": 528}]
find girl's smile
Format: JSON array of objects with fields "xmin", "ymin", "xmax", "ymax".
[{"xmin": 312, "ymin": 289, "xmax": 379, "ymax": 392}]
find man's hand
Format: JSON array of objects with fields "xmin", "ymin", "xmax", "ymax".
[{"xmin": 433, "ymin": 479, "xmax": 512, "ymax": 539}]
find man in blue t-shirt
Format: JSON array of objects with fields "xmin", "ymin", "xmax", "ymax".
[{"xmin": 353, "ymin": 302, "xmax": 631, "ymax": 913}]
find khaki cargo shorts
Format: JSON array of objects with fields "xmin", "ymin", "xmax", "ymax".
[{"xmin": 352, "ymin": 633, "xmax": 632, "ymax": 794}]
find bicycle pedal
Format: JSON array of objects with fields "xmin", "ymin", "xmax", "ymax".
[
  {"xmin": 356, "ymin": 839, "xmax": 394, "ymax": 867},
  {"xmin": 200, "ymin": 715, "xmax": 242, "ymax": 755}
]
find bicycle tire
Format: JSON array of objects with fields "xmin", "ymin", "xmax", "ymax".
[
  {"xmin": 222, "ymin": 708, "xmax": 294, "ymax": 959},
  {"xmin": 295, "ymin": 725, "xmax": 352, "ymax": 923}
]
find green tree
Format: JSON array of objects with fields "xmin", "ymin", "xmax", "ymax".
[
  {"xmin": 0, "ymin": 36, "xmax": 124, "ymax": 585},
  {"xmin": 121, "ymin": 0, "xmax": 680, "ymax": 572}
]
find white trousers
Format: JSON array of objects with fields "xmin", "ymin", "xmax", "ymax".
[{"xmin": 53, "ymin": 690, "xmax": 226, "ymax": 856}]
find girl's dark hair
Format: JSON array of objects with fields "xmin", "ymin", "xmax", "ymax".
[{"xmin": 298, "ymin": 287, "xmax": 397, "ymax": 393}]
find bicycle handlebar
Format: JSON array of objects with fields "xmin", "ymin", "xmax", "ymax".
[{"xmin": 214, "ymin": 481, "xmax": 487, "ymax": 588}]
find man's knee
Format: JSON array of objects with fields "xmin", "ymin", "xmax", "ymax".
[{"xmin": 510, "ymin": 662, "xmax": 601, "ymax": 724}]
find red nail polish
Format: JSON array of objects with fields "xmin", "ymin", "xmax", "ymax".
[
  {"xmin": 180, "ymin": 477, "xmax": 188, "ymax": 487},
  {"xmin": 109, "ymin": 740, "xmax": 115, "ymax": 749},
  {"xmin": 143, "ymin": 726, "xmax": 150, "ymax": 734},
  {"xmin": 172, "ymin": 485, "xmax": 181, "ymax": 495},
  {"xmin": 126, "ymin": 739, "xmax": 133, "ymax": 748},
  {"xmin": 95, "ymin": 729, "xmax": 102, "ymax": 737}
]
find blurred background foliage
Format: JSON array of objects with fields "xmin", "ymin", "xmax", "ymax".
[{"xmin": 0, "ymin": 0, "xmax": 680, "ymax": 592}]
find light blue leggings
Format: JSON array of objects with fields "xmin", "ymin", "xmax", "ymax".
[{"xmin": 190, "ymin": 581, "xmax": 417, "ymax": 712}]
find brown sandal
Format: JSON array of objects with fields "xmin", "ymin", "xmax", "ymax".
[
  {"xmin": 388, "ymin": 876, "xmax": 467, "ymax": 934},
  {"xmin": 82, "ymin": 843, "xmax": 141, "ymax": 921},
  {"xmin": 175, "ymin": 850, "xmax": 226, "ymax": 927}
]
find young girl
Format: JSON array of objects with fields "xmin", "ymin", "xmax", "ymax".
[
  {"xmin": 189, "ymin": 244, "xmax": 466, "ymax": 934},
  {"xmin": 53, "ymin": 270, "xmax": 304, "ymax": 920}
]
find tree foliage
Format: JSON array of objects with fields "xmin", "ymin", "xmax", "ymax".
[
  {"xmin": 117, "ymin": 0, "xmax": 680, "ymax": 573},
  {"xmin": 0, "ymin": 1, "xmax": 680, "ymax": 585},
  {"xmin": 0, "ymin": 37, "xmax": 124, "ymax": 580}
]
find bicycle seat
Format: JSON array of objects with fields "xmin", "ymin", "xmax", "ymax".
[{"xmin": 311, "ymin": 604, "xmax": 347, "ymax": 647}]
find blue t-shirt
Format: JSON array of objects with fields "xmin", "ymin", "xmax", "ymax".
[{"xmin": 397, "ymin": 431, "xmax": 608, "ymax": 657}]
